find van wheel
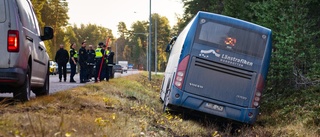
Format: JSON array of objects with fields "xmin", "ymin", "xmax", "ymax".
[
  {"xmin": 33, "ymin": 68, "xmax": 50, "ymax": 96},
  {"xmin": 14, "ymin": 65, "xmax": 31, "ymax": 102}
]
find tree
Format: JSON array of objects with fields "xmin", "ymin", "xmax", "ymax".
[
  {"xmin": 123, "ymin": 45, "xmax": 132, "ymax": 61},
  {"xmin": 69, "ymin": 24, "xmax": 113, "ymax": 49},
  {"xmin": 117, "ymin": 22, "xmax": 129, "ymax": 38},
  {"xmin": 248, "ymin": 0, "xmax": 320, "ymax": 90},
  {"xmin": 151, "ymin": 14, "xmax": 171, "ymax": 71},
  {"xmin": 30, "ymin": 0, "xmax": 46, "ymax": 27},
  {"xmin": 126, "ymin": 14, "xmax": 172, "ymax": 71},
  {"xmin": 41, "ymin": 0, "xmax": 69, "ymax": 59},
  {"xmin": 129, "ymin": 21, "xmax": 148, "ymax": 70}
]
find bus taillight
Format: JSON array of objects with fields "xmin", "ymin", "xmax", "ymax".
[
  {"xmin": 252, "ymin": 74, "xmax": 264, "ymax": 107},
  {"xmin": 174, "ymin": 55, "xmax": 190, "ymax": 89}
]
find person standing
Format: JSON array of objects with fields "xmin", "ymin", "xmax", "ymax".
[
  {"xmin": 103, "ymin": 46, "xmax": 110, "ymax": 81},
  {"xmin": 55, "ymin": 44, "xmax": 69, "ymax": 82},
  {"xmin": 107, "ymin": 46, "xmax": 115, "ymax": 79},
  {"xmin": 69, "ymin": 43, "xmax": 78, "ymax": 83},
  {"xmin": 79, "ymin": 41, "xmax": 88, "ymax": 83},
  {"xmin": 94, "ymin": 42, "xmax": 106, "ymax": 82},
  {"xmin": 87, "ymin": 45, "xmax": 96, "ymax": 80}
]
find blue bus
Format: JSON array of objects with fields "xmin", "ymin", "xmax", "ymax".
[{"xmin": 160, "ymin": 11, "xmax": 272, "ymax": 124}]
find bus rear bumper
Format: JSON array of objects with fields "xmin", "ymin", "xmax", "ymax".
[{"xmin": 168, "ymin": 87, "xmax": 259, "ymax": 124}]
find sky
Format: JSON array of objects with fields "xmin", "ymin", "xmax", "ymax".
[{"xmin": 66, "ymin": 0, "xmax": 184, "ymax": 37}]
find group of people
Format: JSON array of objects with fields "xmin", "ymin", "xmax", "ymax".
[{"xmin": 55, "ymin": 41, "xmax": 114, "ymax": 83}]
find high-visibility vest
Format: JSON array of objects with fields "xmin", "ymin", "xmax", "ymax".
[
  {"xmin": 71, "ymin": 49, "xmax": 78, "ymax": 58},
  {"xmin": 104, "ymin": 50, "xmax": 110, "ymax": 63},
  {"xmin": 95, "ymin": 48, "xmax": 103, "ymax": 58},
  {"xmin": 74, "ymin": 51, "xmax": 78, "ymax": 58}
]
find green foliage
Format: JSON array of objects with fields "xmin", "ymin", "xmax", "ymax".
[
  {"xmin": 72, "ymin": 24, "xmax": 113, "ymax": 47},
  {"xmin": 41, "ymin": 0, "xmax": 69, "ymax": 57},
  {"xmin": 261, "ymin": 86, "xmax": 320, "ymax": 130},
  {"xmin": 115, "ymin": 14, "xmax": 172, "ymax": 71},
  {"xmin": 249, "ymin": 0, "xmax": 320, "ymax": 90},
  {"xmin": 30, "ymin": 0, "xmax": 46, "ymax": 27}
]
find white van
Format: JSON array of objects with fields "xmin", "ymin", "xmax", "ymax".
[{"xmin": 0, "ymin": 0, "xmax": 53, "ymax": 101}]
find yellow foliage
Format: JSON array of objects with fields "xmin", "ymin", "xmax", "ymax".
[
  {"xmin": 65, "ymin": 132, "xmax": 72, "ymax": 137},
  {"xmin": 112, "ymin": 113, "xmax": 116, "ymax": 120}
]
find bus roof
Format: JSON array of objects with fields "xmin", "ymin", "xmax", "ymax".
[{"xmin": 196, "ymin": 11, "xmax": 271, "ymax": 34}]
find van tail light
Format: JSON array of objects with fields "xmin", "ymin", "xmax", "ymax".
[
  {"xmin": 8, "ymin": 30, "xmax": 19, "ymax": 52},
  {"xmin": 174, "ymin": 55, "xmax": 190, "ymax": 89},
  {"xmin": 252, "ymin": 74, "xmax": 264, "ymax": 108}
]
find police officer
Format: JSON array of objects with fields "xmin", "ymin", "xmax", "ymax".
[
  {"xmin": 107, "ymin": 46, "xmax": 115, "ymax": 79},
  {"xmin": 78, "ymin": 42, "xmax": 88, "ymax": 83},
  {"xmin": 69, "ymin": 43, "xmax": 78, "ymax": 83},
  {"xmin": 87, "ymin": 45, "xmax": 95, "ymax": 81},
  {"xmin": 103, "ymin": 46, "xmax": 110, "ymax": 81},
  {"xmin": 94, "ymin": 42, "xmax": 106, "ymax": 82}
]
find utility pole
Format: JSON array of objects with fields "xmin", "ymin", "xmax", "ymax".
[
  {"xmin": 146, "ymin": 36, "xmax": 149, "ymax": 71},
  {"xmin": 155, "ymin": 17, "xmax": 157, "ymax": 75},
  {"xmin": 148, "ymin": 0, "xmax": 152, "ymax": 81},
  {"xmin": 116, "ymin": 42, "xmax": 118, "ymax": 63}
]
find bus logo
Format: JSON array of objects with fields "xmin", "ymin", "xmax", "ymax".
[
  {"xmin": 199, "ymin": 49, "xmax": 253, "ymax": 67},
  {"xmin": 200, "ymin": 49, "xmax": 221, "ymax": 58}
]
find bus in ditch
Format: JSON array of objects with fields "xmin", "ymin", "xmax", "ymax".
[{"xmin": 160, "ymin": 11, "xmax": 272, "ymax": 124}]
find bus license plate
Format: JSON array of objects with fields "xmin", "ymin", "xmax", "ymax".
[{"xmin": 205, "ymin": 103, "xmax": 224, "ymax": 112}]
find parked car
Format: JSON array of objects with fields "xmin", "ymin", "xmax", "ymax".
[
  {"xmin": 56, "ymin": 62, "xmax": 76, "ymax": 74},
  {"xmin": 0, "ymin": 0, "xmax": 54, "ymax": 101},
  {"xmin": 49, "ymin": 61, "xmax": 58, "ymax": 75},
  {"xmin": 118, "ymin": 61, "xmax": 128, "ymax": 73},
  {"xmin": 113, "ymin": 64, "xmax": 123, "ymax": 74},
  {"xmin": 66, "ymin": 63, "xmax": 71, "ymax": 73}
]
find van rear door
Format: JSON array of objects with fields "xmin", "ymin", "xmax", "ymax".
[{"xmin": 0, "ymin": 0, "xmax": 10, "ymax": 68}]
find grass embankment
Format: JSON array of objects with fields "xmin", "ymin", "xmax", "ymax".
[
  {"xmin": 259, "ymin": 87, "xmax": 320, "ymax": 136},
  {"xmin": 0, "ymin": 73, "xmax": 319, "ymax": 137}
]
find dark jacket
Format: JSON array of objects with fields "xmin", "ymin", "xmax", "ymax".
[
  {"xmin": 108, "ymin": 51, "xmax": 114, "ymax": 64},
  {"xmin": 87, "ymin": 49, "xmax": 96, "ymax": 65},
  {"xmin": 55, "ymin": 48, "xmax": 69, "ymax": 64},
  {"xmin": 78, "ymin": 47, "xmax": 88, "ymax": 66}
]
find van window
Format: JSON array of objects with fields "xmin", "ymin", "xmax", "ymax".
[
  {"xmin": 0, "ymin": 0, "xmax": 6, "ymax": 22},
  {"xmin": 16, "ymin": 0, "xmax": 37, "ymax": 32}
]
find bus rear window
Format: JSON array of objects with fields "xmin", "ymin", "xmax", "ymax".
[
  {"xmin": 0, "ymin": 0, "xmax": 5, "ymax": 22},
  {"xmin": 197, "ymin": 20, "xmax": 267, "ymax": 58}
]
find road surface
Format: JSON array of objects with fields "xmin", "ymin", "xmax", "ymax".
[{"xmin": 0, "ymin": 70, "xmax": 140, "ymax": 98}]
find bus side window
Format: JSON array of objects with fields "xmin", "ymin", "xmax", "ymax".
[{"xmin": 166, "ymin": 36, "xmax": 177, "ymax": 53}]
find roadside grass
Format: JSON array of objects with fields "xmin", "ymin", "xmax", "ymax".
[
  {"xmin": 259, "ymin": 86, "xmax": 320, "ymax": 136},
  {"xmin": 0, "ymin": 72, "xmax": 319, "ymax": 136}
]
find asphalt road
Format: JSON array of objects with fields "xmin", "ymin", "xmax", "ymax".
[{"xmin": 0, "ymin": 70, "xmax": 140, "ymax": 99}]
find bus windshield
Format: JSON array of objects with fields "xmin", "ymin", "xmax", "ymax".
[{"xmin": 196, "ymin": 20, "xmax": 267, "ymax": 58}]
